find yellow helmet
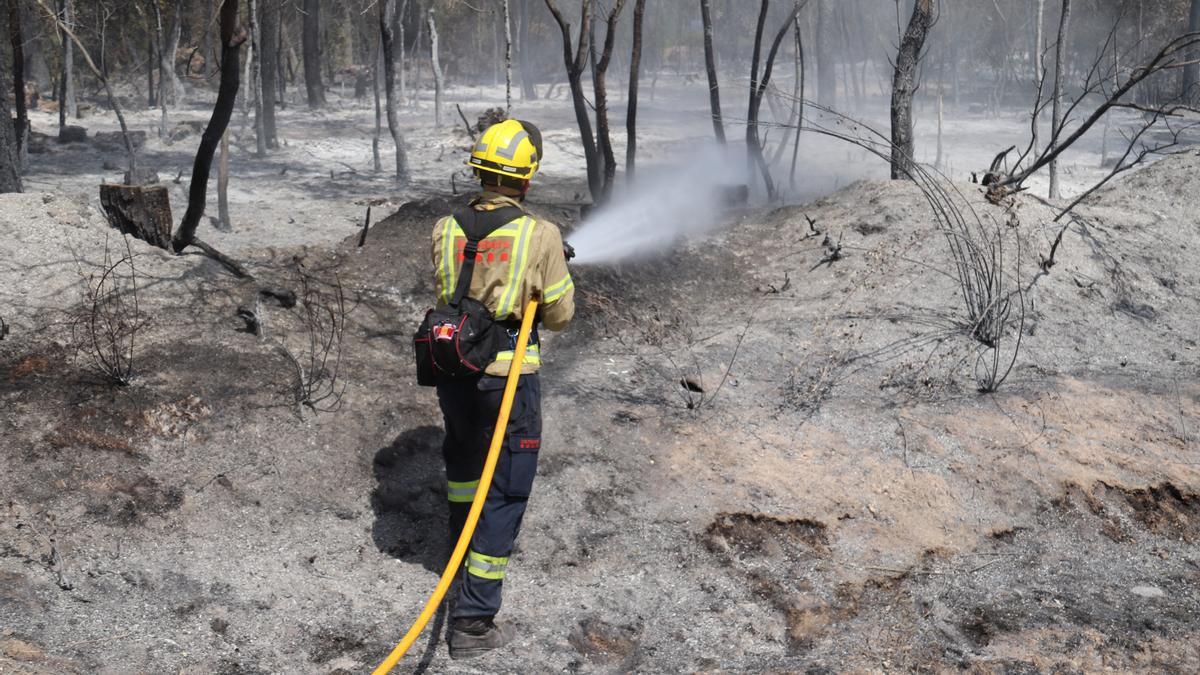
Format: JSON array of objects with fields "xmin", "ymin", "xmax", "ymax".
[{"xmin": 468, "ymin": 119, "xmax": 542, "ymax": 181}]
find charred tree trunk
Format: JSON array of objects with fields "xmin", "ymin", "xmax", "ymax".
[
  {"xmin": 218, "ymin": 131, "xmax": 230, "ymax": 228},
  {"xmin": 146, "ymin": 14, "xmax": 156, "ymax": 109},
  {"xmin": 302, "ymin": 0, "xmax": 325, "ymax": 108},
  {"xmin": 625, "ymin": 0, "xmax": 645, "ymax": 179},
  {"xmin": 1184, "ymin": 0, "xmax": 1200, "ymax": 102},
  {"xmin": 172, "ymin": 0, "xmax": 246, "ymax": 254},
  {"xmin": 10, "ymin": 0, "xmax": 27, "ymax": 165},
  {"xmin": 428, "ymin": 8, "xmax": 443, "ymax": 128},
  {"xmin": 397, "ymin": 0, "xmax": 407, "ymax": 104},
  {"xmin": 154, "ymin": 3, "xmax": 168, "ymax": 139},
  {"xmin": 517, "ymin": 0, "xmax": 536, "ymax": 100},
  {"xmin": 250, "ymin": 0, "xmax": 266, "ymax": 156},
  {"xmin": 1048, "ymin": 0, "xmax": 1070, "ymax": 199},
  {"xmin": 503, "ymin": 0, "xmax": 513, "ymax": 113},
  {"xmin": 1032, "ymin": 0, "xmax": 1045, "ymax": 154},
  {"xmin": 815, "ymin": 0, "xmax": 835, "ymax": 107},
  {"xmin": 544, "ymin": 0, "xmax": 602, "ymax": 201},
  {"xmin": 56, "ymin": 0, "xmax": 75, "ymax": 127},
  {"xmin": 21, "ymin": 1, "xmax": 50, "ymax": 92},
  {"xmin": 372, "ymin": 41, "xmax": 382, "ymax": 172},
  {"xmin": 260, "ymin": 0, "xmax": 279, "ymax": 148},
  {"xmin": 699, "ymin": 0, "xmax": 725, "ymax": 144},
  {"xmin": 790, "ymin": 12, "xmax": 805, "ymax": 189},
  {"xmin": 0, "ymin": 0, "xmax": 21, "ymax": 193},
  {"xmin": 747, "ymin": 0, "xmax": 802, "ymax": 201},
  {"xmin": 164, "ymin": 0, "xmax": 183, "ymax": 103},
  {"xmin": 591, "ymin": 0, "xmax": 625, "ymax": 202},
  {"xmin": 380, "ymin": 0, "xmax": 409, "ymax": 182},
  {"xmin": 890, "ymin": 0, "xmax": 934, "ymax": 181}
]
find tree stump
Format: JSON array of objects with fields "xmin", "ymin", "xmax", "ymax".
[{"xmin": 99, "ymin": 184, "xmax": 174, "ymax": 250}]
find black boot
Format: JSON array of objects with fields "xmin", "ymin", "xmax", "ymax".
[{"xmin": 448, "ymin": 617, "xmax": 514, "ymax": 659}]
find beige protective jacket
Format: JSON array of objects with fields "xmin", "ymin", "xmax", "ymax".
[{"xmin": 431, "ymin": 192, "xmax": 575, "ymax": 376}]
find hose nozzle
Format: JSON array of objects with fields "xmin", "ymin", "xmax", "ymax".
[{"xmin": 563, "ymin": 241, "xmax": 576, "ymax": 262}]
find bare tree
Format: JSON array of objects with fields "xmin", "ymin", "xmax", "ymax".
[
  {"xmin": 590, "ymin": 0, "xmax": 627, "ymax": 202},
  {"xmin": 890, "ymin": 0, "xmax": 935, "ymax": 181},
  {"xmin": 172, "ymin": 0, "xmax": 247, "ymax": 258},
  {"xmin": 217, "ymin": 132, "xmax": 231, "ymax": 229},
  {"xmin": 380, "ymin": 0, "xmax": 409, "ymax": 182},
  {"xmin": 259, "ymin": 0, "xmax": 279, "ymax": 148},
  {"xmin": 544, "ymin": 0, "xmax": 602, "ymax": 201},
  {"xmin": 162, "ymin": 0, "xmax": 183, "ymax": 104},
  {"xmin": 302, "ymin": 0, "xmax": 325, "ymax": 108},
  {"xmin": 35, "ymin": 0, "xmax": 137, "ymax": 179},
  {"xmin": 990, "ymin": 27, "xmax": 1200, "ymax": 207},
  {"xmin": 428, "ymin": 8, "xmax": 443, "ymax": 128},
  {"xmin": 517, "ymin": 0, "xmax": 537, "ymax": 100},
  {"xmin": 789, "ymin": 11, "xmax": 805, "ymax": 190},
  {"xmin": 1048, "ymin": 0, "xmax": 1071, "ymax": 199},
  {"xmin": 699, "ymin": 0, "xmax": 724, "ymax": 144},
  {"xmin": 503, "ymin": 0, "xmax": 513, "ymax": 114},
  {"xmin": 9, "ymin": 0, "xmax": 27, "ymax": 166},
  {"xmin": 814, "ymin": 0, "xmax": 834, "ymax": 107},
  {"xmin": 251, "ymin": 0, "xmax": 266, "ymax": 157},
  {"xmin": 0, "ymin": 0, "xmax": 21, "ymax": 193},
  {"xmin": 747, "ymin": 0, "xmax": 804, "ymax": 200},
  {"xmin": 1186, "ymin": 0, "xmax": 1200, "ymax": 101},
  {"xmin": 1031, "ymin": 0, "xmax": 1045, "ymax": 153},
  {"xmin": 56, "ymin": 0, "xmax": 76, "ymax": 127},
  {"xmin": 626, "ymin": 0, "xmax": 646, "ymax": 179}
]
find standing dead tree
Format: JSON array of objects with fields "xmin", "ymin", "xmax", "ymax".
[
  {"xmin": 9, "ymin": 0, "xmax": 27, "ymax": 168},
  {"xmin": 1031, "ymin": 0, "xmax": 1046, "ymax": 154},
  {"xmin": 503, "ymin": 0, "xmax": 513, "ymax": 114},
  {"xmin": 992, "ymin": 28, "xmax": 1200, "ymax": 199},
  {"xmin": 428, "ymin": 8, "xmax": 444, "ymax": 128},
  {"xmin": 1047, "ymin": 0, "xmax": 1071, "ymax": 198},
  {"xmin": 890, "ymin": 0, "xmax": 935, "ymax": 181},
  {"xmin": 170, "ymin": 0, "xmax": 250, "ymax": 279},
  {"xmin": 35, "ymin": 0, "xmax": 136, "ymax": 180},
  {"xmin": 746, "ymin": 0, "xmax": 804, "ymax": 201},
  {"xmin": 379, "ymin": 0, "xmax": 409, "ymax": 182},
  {"xmin": 544, "ymin": 0, "xmax": 602, "ymax": 202},
  {"xmin": 590, "ymin": 0, "xmax": 627, "ymax": 203},
  {"xmin": 625, "ymin": 0, "xmax": 646, "ymax": 179},
  {"xmin": 0, "ymin": 1, "xmax": 20, "ymax": 193},
  {"xmin": 699, "ymin": 0, "xmax": 725, "ymax": 144},
  {"xmin": 259, "ymin": 0, "xmax": 280, "ymax": 149},
  {"xmin": 250, "ymin": 0, "xmax": 266, "ymax": 157},
  {"xmin": 56, "ymin": 0, "xmax": 76, "ymax": 127},
  {"xmin": 302, "ymin": 0, "xmax": 324, "ymax": 108}
]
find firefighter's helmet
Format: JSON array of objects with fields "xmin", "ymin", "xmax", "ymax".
[{"xmin": 468, "ymin": 119, "xmax": 542, "ymax": 181}]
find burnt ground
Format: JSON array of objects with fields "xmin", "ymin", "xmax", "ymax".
[{"xmin": 3, "ymin": 150, "xmax": 1200, "ymax": 673}]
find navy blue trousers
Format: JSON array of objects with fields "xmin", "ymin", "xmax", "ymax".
[{"xmin": 436, "ymin": 373, "xmax": 542, "ymax": 619}]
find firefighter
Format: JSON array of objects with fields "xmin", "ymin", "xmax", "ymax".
[{"xmin": 431, "ymin": 119, "xmax": 574, "ymax": 658}]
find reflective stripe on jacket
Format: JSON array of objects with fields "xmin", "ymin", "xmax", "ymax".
[{"xmin": 431, "ymin": 192, "xmax": 575, "ymax": 375}]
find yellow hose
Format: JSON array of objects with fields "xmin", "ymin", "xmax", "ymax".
[{"xmin": 373, "ymin": 298, "xmax": 540, "ymax": 674}]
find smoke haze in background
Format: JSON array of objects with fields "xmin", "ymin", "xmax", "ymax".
[{"xmin": 567, "ymin": 145, "xmax": 749, "ymax": 265}]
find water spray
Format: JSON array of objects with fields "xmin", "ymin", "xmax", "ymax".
[{"xmin": 566, "ymin": 145, "xmax": 749, "ymax": 266}]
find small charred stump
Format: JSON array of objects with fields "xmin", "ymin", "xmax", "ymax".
[{"xmin": 99, "ymin": 184, "xmax": 174, "ymax": 249}]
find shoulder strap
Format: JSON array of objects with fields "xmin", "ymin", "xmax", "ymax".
[{"xmin": 449, "ymin": 205, "xmax": 525, "ymax": 308}]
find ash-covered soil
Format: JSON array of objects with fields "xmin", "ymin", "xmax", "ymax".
[{"xmin": 3, "ymin": 145, "xmax": 1200, "ymax": 672}]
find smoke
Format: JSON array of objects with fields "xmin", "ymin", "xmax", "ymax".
[{"xmin": 568, "ymin": 145, "xmax": 749, "ymax": 265}]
